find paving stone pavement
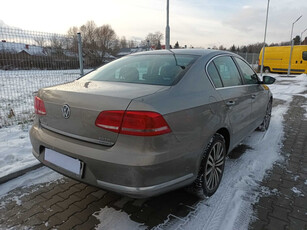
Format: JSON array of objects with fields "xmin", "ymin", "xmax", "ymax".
[
  {"xmin": 0, "ymin": 175, "xmax": 200, "ymax": 229},
  {"xmin": 249, "ymin": 94, "xmax": 307, "ymax": 230},
  {"xmin": 0, "ymin": 91, "xmax": 306, "ymax": 230}
]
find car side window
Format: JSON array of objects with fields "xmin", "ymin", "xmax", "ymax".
[
  {"xmin": 213, "ymin": 56, "xmax": 242, "ymax": 87},
  {"xmin": 234, "ymin": 57, "xmax": 259, "ymax": 84},
  {"xmin": 302, "ymin": 51, "xmax": 307, "ymax": 61},
  {"xmin": 207, "ymin": 62, "xmax": 223, "ymax": 88}
]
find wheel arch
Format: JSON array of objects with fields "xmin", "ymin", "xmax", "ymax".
[{"xmin": 216, "ymin": 128, "xmax": 230, "ymax": 154}]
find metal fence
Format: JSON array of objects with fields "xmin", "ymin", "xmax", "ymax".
[
  {"xmin": 235, "ymin": 52, "xmax": 259, "ymax": 70},
  {"xmin": 0, "ymin": 26, "xmax": 260, "ymax": 127},
  {"xmin": 0, "ymin": 27, "xmax": 83, "ymax": 127}
]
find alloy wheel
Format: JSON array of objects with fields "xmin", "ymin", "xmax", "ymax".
[{"xmin": 204, "ymin": 142, "xmax": 225, "ymax": 191}]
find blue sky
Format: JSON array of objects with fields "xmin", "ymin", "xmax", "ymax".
[{"xmin": 1, "ymin": 0, "xmax": 306, "ymax": 48}]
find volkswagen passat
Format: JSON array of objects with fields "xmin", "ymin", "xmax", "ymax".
[{"xmin": 30, "ymin": 49, "xmax": 275, "ymax": 198}]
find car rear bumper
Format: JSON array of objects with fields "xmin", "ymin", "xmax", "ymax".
[{"xmin": 30, "ymin": 123, "xmax": 197, "ymax": 198}]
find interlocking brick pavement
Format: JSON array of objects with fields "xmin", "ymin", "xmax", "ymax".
[
  {"xmin": 0, "ymin": 90, "xmax": 306, "ymax": 230},
  {"xmin": 0, "ymin": 174, "xmax": 200, "ymax": 229},
  {"xmin": 249, "ymin": 94, "xmax": 307, "ymax": 230}
]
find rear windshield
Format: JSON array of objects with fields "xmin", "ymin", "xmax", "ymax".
[{"xmin": 81, "ymin": 54, "xmax": 199, "ymax": 86}]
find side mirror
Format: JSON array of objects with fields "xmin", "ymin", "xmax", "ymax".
[{"xmin": 262, "ymin": 76, "xmax": 275, "ymax": 84}]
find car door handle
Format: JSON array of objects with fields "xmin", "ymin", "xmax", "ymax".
[
  {"xmin": 251, "ymin": 94, "xmax": 256, "ymax": 99},
  {"xmin": 226, "ymin": 101, "xmax": 236, "ymax": 106}
]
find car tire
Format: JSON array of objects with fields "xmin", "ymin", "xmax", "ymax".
[
  {"xmin": 192, "ymin": 133, "xmax": 226, "ymax": 198},
  {"xmin": 257, "ymin": 99, "xmax": 272, "ymax": 132}
]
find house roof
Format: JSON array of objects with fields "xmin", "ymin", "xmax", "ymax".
[
  {"xmin": 117, "ymin": 46, "xmax": 151, "ymax": 57},
  {"xmin": 0, "ymin": 41, "xmax": 47, "ymax": 56},
  {"xmin": 0, "ymin": 41, "xmax": 116, "ymax": 59}
]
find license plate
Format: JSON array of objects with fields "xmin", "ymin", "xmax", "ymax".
[{"xmin": 44, "ymin": 148, "xmax": 84, "ymax": 177}]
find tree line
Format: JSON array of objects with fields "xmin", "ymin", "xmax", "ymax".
[
  {"xmin": 218, "ymin": 35, "xmax": 302, "ymax": 53},
  {"xmin": 66, "ymin": 20, "xmax": 306, "ymax": 57},
  {"xmin": 2, "ymin": 20, "xmax": 304, "ymax": 70}
]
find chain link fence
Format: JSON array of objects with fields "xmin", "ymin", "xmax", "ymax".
[
  {"xmin": 234, "ymin": 52, "xmax": 259, "ymax": 71},
  {"xmin": 0, "ymin": 26, "xmax": 260, "ymax": 127},
  {"xmin": 0, "ymin": 27, "xmax": 121, "ymax": 127},
  {"xmin": 0, "ymin": 27, "xmax": 83, "ymax": 127}
]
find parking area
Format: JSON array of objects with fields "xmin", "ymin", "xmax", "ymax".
[
  {"xmin": 0, "ymin": 172, "xmax": 201, "ymax": 229},
  {"xmin": 250, "ymin": 94, "xmax": 307, "ymax": 230},
  {"xmin": 0, "ymin": 76, "xmax": 306, "ymax": 230}
]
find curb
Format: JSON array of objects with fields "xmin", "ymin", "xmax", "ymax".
[{"xmin": 0, "ymin": 163, "xmax": 44, "ymax": 185}]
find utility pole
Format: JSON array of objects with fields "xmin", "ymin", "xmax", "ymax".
[
  {"xmin": 165, "ymin": 0, "xmax": 170, "ymax": 50},
  {"xmin": 77, "ymin": 33, "xmax": 84, "ymax": 77},
  {"xmin": 301, "ymin": 28, "xmax": 307, "ymax": 44},
  {"xmin": 287, "ymin": 15, "xmax": 302, "ymax": 76},
  {"xmin": 260, "ymin": 0, "xmax": 270, "ymax": 76}
]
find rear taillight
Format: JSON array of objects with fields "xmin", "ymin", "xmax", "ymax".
[
  {"xmin": 95, "ymin": 111, "xmax": 124, "ymax": 132},
  {"xmin": 34, "ymin": 96, "xmax": 46, "ymax": 115},
  {"xmin": 95, "ymin": 111, "xmax": 171, "ymax": 136},
  {"xmin": 121, "ymin": 111, "xmax": 171, "ymax": 136}
]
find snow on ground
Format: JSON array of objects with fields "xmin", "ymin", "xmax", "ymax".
[
  {"xmin": 0, "ymin": 73, "xmax": 306, "ymax": 229},
  {"xmin": 93, "ymin": 207, "xmax": 146, "ymax": 230},
  {"xmin": 266, "ymin": 74, "xmax": 307, "ymax": 101},
  {"xmin": 159, "ymin": 101, "xmax": 286, "ymax": 230},
  {"xmin": 302, "ymin": 103, "xmax": 307, "ymax": 119},
  {"xmin": 0, "ymin": 167, "xmax": 62, "ymax": 208},
  {"xmin": 0, "ymin": 69, "xmax": 91, "ymax": 126},
  {"xmin": 291, "ymin": 187, "xmax": 304, "ymax": 197},
  {"xmin": 155, "ymin": 73, "xmax": 307, "ymax": 230},
  {"xmin": 0, "ymin": 124, "xmax": 35, "ymax": 178},
  {"xmin": 0, "ymin": 69, "xmax": 91, "ymax": 178}
]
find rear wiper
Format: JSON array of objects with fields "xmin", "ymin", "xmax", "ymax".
[{"xmin": 168, "ymin": 50, "xmax": 185, "ymax": 69}]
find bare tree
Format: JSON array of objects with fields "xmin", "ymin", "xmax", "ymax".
[
  {"xmin": 120, "ymin": 36, "xmax": 127, "ymax": 48},
  {"xmin": 49, "ymin": 35, "xmax": 65, "ymax": 55},
  {"xmin": 66, "ymin": 21, "xmax": 121, "ymax": 65},
  {"xmin": 34, "ymin": 37, "xmax": 46, "ymax": 47},
  {"xmin": 95, "ymin": 24, "xmax": 116, "ymax": 51},
  {"xmin": 145, "ymin": 32, "xmax": 164, "ymax": 47},
  {"xmin": 127, "ymin": 40, "xmax": 136, "ymax": 48},
  {"xmin": 80, "ymin": 21, "xmax": 97, "ymax": 50},
  {"xmin": 67, "ymin": 26, "xmax": 79, "ymax": 50}
]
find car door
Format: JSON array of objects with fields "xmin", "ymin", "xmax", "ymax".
[
  {"xmin": 209, "ymin": 55, "xmax": 252, "ymax": 146},
  {"xmin": 233, "ymin": 57, "xmax": 268, "ymax": 128}
]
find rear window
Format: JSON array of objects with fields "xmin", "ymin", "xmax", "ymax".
[{"xmin": 82, "ymin": 54, "xmax": 199, "ymax": 86}]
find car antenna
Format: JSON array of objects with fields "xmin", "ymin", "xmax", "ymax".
[{"xmin": 168, "ymin": 49, "xmax": 185, "ymax": 69}]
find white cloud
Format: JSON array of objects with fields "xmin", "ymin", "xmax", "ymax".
[{"xmin": 0, "ymin": 0, "xmax": 306, "ymax": 48}]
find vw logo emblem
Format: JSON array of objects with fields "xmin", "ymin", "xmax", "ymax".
[{"xmin": 62, "ymin": 104, "xmax": 71, "ymax": 119}]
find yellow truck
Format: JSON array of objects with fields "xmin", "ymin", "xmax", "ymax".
[{"xmin": 258, "ymin": 45, "xmax": 307, "ymax": 74}]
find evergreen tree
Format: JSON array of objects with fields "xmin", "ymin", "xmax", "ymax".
[
  {"xmin": 174, "ymin": 41, "xmax": 180, "ymax": 49},
  {"xmin": 229, "ymin": 44, "xmax": 236, "ymax": 52},
  {"xmin": 156, "ymin": 40, "xmax": 162, "ymax": 50},
  {"xmin": 293, "ymin": 35, "xmax": 300, "ymax": 45}
]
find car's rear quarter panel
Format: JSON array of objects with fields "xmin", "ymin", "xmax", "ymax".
[{"xmin": 128, "ymin": 55, "xmax": 229, "ymax": 177}]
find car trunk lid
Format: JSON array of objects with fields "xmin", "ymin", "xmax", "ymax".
[{"xmin": 38, "ymin": 80, "xmax": 169, "ymax": 146}]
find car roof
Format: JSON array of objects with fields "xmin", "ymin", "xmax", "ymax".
[{"xmin": 130, "ymin": 48, "xmax": 233, "ymax": 57}]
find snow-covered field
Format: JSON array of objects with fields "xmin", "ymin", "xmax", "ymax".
[
  {"xmin": 0, "ymin": 69, "xmax": 80, "ymax": 178},
  {"xmin": 0, "ymin": 124, "xmax": 35, "ymax": 178},
  {"xmin": 0, "ymin": 73, "xmax": 306, "ymax": 229},
  {"xmin": 0, "ymin": 69, "xmax": 92, "ymax": 127}
]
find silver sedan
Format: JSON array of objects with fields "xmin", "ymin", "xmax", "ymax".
[{"xmin": 30, "ymin": 49, "xmax": 275, "ymax": 198}]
